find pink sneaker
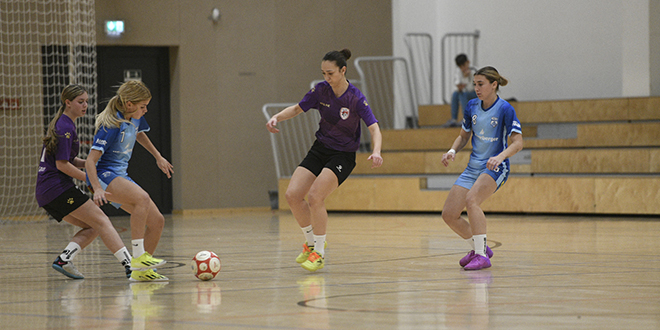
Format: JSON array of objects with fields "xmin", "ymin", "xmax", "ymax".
[
  {"xmin": 464, "ymin": 254, "xmax": 491, "ymax": 270},
  {"xmin": 459, "ymin": 246, "xmax": 494, "ymax": 267}
]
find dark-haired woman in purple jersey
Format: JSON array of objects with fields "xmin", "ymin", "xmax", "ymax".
[
  {"xmin": 36, "ymin": 85, "xmax": 132, "ymax": 279},
  {"xmin": 267, "ymin": 49, "xmax": 383, "ymax": 272}
]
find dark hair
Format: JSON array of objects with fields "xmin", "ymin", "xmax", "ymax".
[
  {"xmin": 323, "ymin": 49, "xmax": 352, "ymax": 69},
  {"xmin": 475, "ymin": 66, "xmax": 509, "ymax": 91},
  {"xmin": 455, "ymin": 53, "xmax": 469, "ymax": 66},
  {"xmin": 42, "ymin": 84, "xmax": 87, "ymax": 155}
]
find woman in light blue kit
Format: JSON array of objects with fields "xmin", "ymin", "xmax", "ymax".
[
  {"xmin": 86, "ymin": 80, "xmax": 173, "ymax": 281},
  {"xmin": 440, "ymin": 66, "xmax": 523, "ymax": 270}
]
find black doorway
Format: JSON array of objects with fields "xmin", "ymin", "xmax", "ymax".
[{"xmin": 96, "ymin": 46, "xmax": 172, "ymax": 215}]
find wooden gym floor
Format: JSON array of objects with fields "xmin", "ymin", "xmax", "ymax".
[{"xmin": 1, "ymin": 210, "xmax": 659, "ymax": 329}]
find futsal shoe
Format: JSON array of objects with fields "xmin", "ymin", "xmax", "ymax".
[
  {"xmin": 301, "ymin": 252, "xmax": 325, "ymax": 272},
  {"xmin": 296, "ymin": 241, "xmax": 328, "ymax": 264},
  {"xmin": 463, "ymin": 254, "xmax": 491, "ymax": 271},
  {"xmin": 459, "ymin": 246, "xmax": 494, "ymax": 267},
  {"xmin": 125, "ymin": 265, "xmax": 132, "ymax": 278},
  {"xmin": 52, "ymin": 256, "xmax": 84, "ymax": 279},
  {"xmin": 130, "ymin": 252, "xmax": 166, "ymax": 271},
  {"xmin": 130, "ymin": 269, "xmax": 169, "ymax": 282}
]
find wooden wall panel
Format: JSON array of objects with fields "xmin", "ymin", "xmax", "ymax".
[
  {"xmin": 594, "ymin": 178, "xmax": 660, "ymax": 214},
  {"xmin": 531, "ymin": 149, "xmax": 652, "ymax": 173},
  {"xmin": 418, "ymin": 105, "xmax": 452, "ymax": 127},
  {"xmin": 578, "ymin": 123, "xmax": 660, "ymax": 147},
  {"xmin": 353, "ymin": 152, "xmax": 425, "ymax": 174},
  {"xmin": 278, "ymin": 176, "xmax": 659, "ymax": 214}
]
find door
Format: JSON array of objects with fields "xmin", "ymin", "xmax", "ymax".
[{"xmin": 96, "ymin": 46, "xmax": 172, "ymax": 215}]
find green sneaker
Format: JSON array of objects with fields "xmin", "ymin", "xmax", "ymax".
[
  {"xmin": 130, "ymin": 252, "xmax": 166, "ymax": 271},
  {"xmin": 301, "ymin": 251, "xmax": 324, "ymax": 272},
  {"xmin": 130, "ymin": 268, "xmax": 169, "ymax": 282},
  {"xmin": 295, "ymin": 241, "xmax": 327, "ymax": 264}
]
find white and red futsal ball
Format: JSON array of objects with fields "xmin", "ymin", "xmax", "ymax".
[{"xmin": 191, "ymin": 250, "xmax": 221, "ymax": 281}]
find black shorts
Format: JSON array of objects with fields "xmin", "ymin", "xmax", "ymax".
[
  {"xmin": 42, "ymin": 186, "xmax": 89, "ymax": 222},
  {"xmin": 299, "ymin": 140, "xmax": 356, "ymax": 186}
]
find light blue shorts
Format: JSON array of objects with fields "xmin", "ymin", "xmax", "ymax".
[
  {"xmin": 454, "ymin": 163, "xmax": 509, "ymax": 192},
  {"xmin": 86, "ymin": 169, "xmax": 139, "ymax": 209}
]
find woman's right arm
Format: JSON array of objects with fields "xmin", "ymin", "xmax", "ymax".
[
  {"xmin": 85, "ymin": 149, "xmax": 110, "ymax": 206},
  {"xmin": 266, "ymin": 104, "xmax": 304, "ymax": 133},
  {"xmin": 442, "ymin": 129, "xmax": 471, "ymax": 167}
]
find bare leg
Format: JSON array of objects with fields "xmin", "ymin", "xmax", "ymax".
[
  {"xmin": 63, "ymin": 200, "xmax": 124, "ymax": 253},
  {"xmin": 121, "ymin": 199, "xmax": 164, "ymax": 255},
  {"xmin": 441, "ymin": 185, "xmax": 472, "ymax": 239},
  {"xmin": 306, "ymin": 168, "xmax": 339, "ymax": 235},
  {"xmin": 105, "ymin": 177, "xmax": 151, "ymax": 241},
  {"xmin": 285, "ymin": 167, "xmax": 318, "ymax": 228},
  {"xmin": 465, "ymin": 174, "xmax": 497, "ymax": 235}
]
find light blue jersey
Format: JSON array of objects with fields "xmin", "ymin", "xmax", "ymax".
[
  {"xmin": 454, "ymin": 96, "xmax": 521, "ymax": 190},
  {"xmin": 87, "ymin": 112, "xmax": 149, "ymax": 208},
  {"xmin": 90, "ymin": 112, "xmax": 150, "ymax": 177}
]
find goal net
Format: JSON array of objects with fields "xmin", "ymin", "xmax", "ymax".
[{"xmin": 0, "ymin": 0, "xmax": 97, "ymax": 221}]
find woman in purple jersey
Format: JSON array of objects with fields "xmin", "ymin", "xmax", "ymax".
[
  {"xmin": 266, "ymin": 49, "xmax": 383, "ymax": 272},
  {"xmin": 440, "ymin": 67, "xmax": 523, "ymax": 270},
  {"xmin": 36, "ymin": 84, "xmax": 132, "ymax": 279}
]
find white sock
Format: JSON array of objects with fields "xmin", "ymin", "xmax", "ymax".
[
  {"xmin": 114, "ymin": 247, "xmax": 132, "ymax": 267},
  {"xmin": 131, "ymin": 239, "xmax": 145, "ymax": 258},
  {"xmin": 466, "ymin": 237, "xmax": 475, "ymax": 250},
  {"xmin": 473, "ymin": 234, "xmax": 487, "ymax": 257},
  {"xmin": 60, "ymin": 242, "xmax": 81, "ymax": 262},
  {"xmin": 313, "ymin": 234, "xmax": 326, "ymax": 256},
  {"xmin": 301, "ymin": 225, "xmax": 314, "ymax": 247}
]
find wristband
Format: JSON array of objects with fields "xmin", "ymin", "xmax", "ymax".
[{"xmin": 448, "ymin": 149, "xmax": 456, "ymax": 155}]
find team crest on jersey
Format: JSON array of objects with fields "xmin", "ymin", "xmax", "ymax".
[
  {"xmin": 340, "ymin": 107, "xmax": 350, "ymax": 120},
  {"xmin": 363, "ymin": 100, "xmax": 369, "ymax": 107},
  {"xmin": 472, "ymin": 115, "xmax": 478, "ymax": 125},
  {"xmin": 65, "ymin": 132, "xmax": 71, "ymax": 139},
  {"xmin": 490, "ymin": 117, "xmax": 498, "ymax": 128}
]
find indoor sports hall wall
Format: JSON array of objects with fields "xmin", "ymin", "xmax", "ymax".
[
  {"xmin": 392, "ymin": 0, "xmax": 660, "ymax": 103},
  {"xmin": 95, "ymin": 0, "xmax": 392, "ymax": 212}
]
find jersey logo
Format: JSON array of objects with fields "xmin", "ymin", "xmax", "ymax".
[
  {"xmin": 67, "ymin": 198, "xmax": 74, "ymax": 205},
  {"xmin": 340, "ymin": 107, "xmax": 350, "ymax": 120},
  {"xmin": 363, "ymin": 100, "xmax": 369, "ymax": 107},
  {"xmin": 491, "ymin": 117, "xmax": 498, "ymax": 128},
  {"xmin": 65, "ymin": 132, "xmax": 71, "ymax": 139},
  {"xmin": 95, "ymin": 138, "xmax": 107, "ymax": 146},
  {"xmin": 472, "ymin": 115, "xmax": 478, "ymax": 125}
]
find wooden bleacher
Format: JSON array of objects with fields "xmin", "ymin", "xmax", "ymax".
[{"xmin": 278, "ymin": 97, "xmax": 660, "ymax": 215}]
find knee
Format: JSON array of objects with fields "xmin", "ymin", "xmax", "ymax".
[
  {"xmin": 151, "ymin": 212, "xmax": 165, "ymax": 229},
  {"xmin": 306, "ymin": 191, "xmax": 325, "ymax": 208},
  {"xmin": 441, "ymin": 210, "xmax": 459, "ymax": 224},
  {"xmin": 285, "ymin": 189, "xmax": 304, "ymax": 204},
  {"xmin": 465, "ymin": 193, "xmax": 480, "ymax": 209}
]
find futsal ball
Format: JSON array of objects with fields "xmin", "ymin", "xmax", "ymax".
[{"xmin": 191, "ymin": 250, "xmax": 221, "ymax": 281}]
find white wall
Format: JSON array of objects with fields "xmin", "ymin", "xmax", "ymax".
[{"xmin": 393, "ymin": 0, "xmax": 650, "ymax": 102}]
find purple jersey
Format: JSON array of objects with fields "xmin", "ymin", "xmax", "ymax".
[
  {"xmin": 298, "ymin": 81, "xmax": 378, "ymax": 152},
  {"xmin": 35, "ymin": 114, "xmax": 80, "ymax": 207}
]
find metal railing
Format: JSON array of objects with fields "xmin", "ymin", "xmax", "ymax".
[
  {"xmin": 354, "ymin": 56, "xmax": 418, "ymax": 129},
  {"xmin": 262, "ymin": 103, "xmax": 320, "ymax": 179},
  {"xmin": 404, "ymin": 32, "xmax": 433, "ymax": 105},
  {"xmin": 441, "ymin": 30, "xmax": 480, "ymax": 104}
]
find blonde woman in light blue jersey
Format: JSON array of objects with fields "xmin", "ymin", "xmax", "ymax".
[{"xmin": 86, "ymin": 80, "xmax": 173, "ymax": 282}]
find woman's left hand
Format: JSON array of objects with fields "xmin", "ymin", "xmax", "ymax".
[
  {"xmin": 486, "ymin": 155, "xmax": 504, "ymax": 171},
  {"xmin": 157, "ymin": 156, "xmax": 174, "ymax": 178},
  {"xmin": 367, "ymin": 153, "xmax": 383, "ymax": 169}
]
